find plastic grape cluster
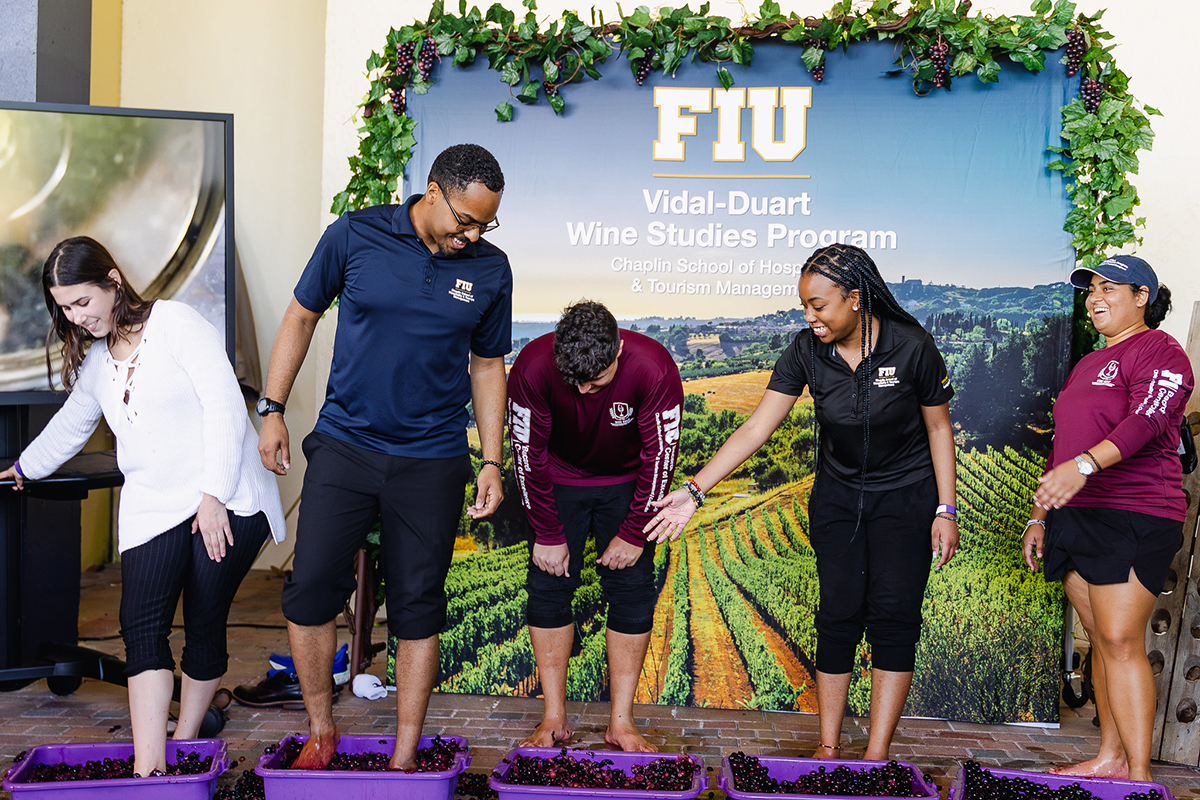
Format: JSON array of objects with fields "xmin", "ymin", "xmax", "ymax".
[
  {"xmin": 728, "ymin": 753, "xmax": 922, "ymax": 796},
  {"xmin": 634, "ymin": 50, "xmax": 654, "ymax": 86},
  {"xmin": 929, "ymin": 39, "xmax": 950, "ymax": 88},
  {"xmin": 1080, "ymin": 79, "xmax": 1103, "ymax": 113},
  {"xmin": 495, "ymin": 748, "xmax": 700, "ymax": 790},
  {"xmin": 1064, "ymin": 29, "xmax": 1085, "ymax": 77},
  {"xmin": 279, "ymin": 736, "xmax": 466, "ymax": 772},
  {"xmin": 20, "ymin": 751, "xmax": 213, "ymax": 783}
]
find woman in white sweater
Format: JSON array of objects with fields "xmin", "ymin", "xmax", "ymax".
[{"xmin": 0, "ymin": 237, "xmax": 285, "ymax": 776}]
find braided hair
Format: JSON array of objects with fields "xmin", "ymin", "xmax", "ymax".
[{"xmin": 800, "ymin": 244, "xmax": 919, "ymax": 527}]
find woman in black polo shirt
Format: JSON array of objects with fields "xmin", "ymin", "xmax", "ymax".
[{"xmin": 646, "ymin": 244, "xmax": 957, "ymax": 761}]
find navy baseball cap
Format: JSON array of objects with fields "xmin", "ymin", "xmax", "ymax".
[{"xmin": 1070, "ymin": 255, "xmax": 1158, "ymax": 303}]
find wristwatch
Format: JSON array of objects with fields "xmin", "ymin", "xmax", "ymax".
[
  {"xmin": 256, "ymin": 397, "xmax": 286, "ymax": 418},
  {"xmin": 1073, "ymin": 454, "xmax": 1094, "ymax": 477}
]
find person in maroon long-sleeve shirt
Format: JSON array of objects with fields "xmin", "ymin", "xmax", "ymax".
[
  {"xmin": 508, "ymin": 301, "xmax": 682, "ymax": 752},
  {"xmin": 1022, "ymin": 255, "xmax": 1194, "ymax": 783}
]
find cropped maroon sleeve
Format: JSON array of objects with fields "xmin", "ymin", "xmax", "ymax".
[
  {"xmin": 615, "ymin": 369, "xmax": 684, "ymax": 547},
  {"xmin": 1107, "ymin": 337, "xmax": 1193, "ymax": 459},
  {"xmin": 508, "ymin": 362, "xmax": 565, "ymax": 546}
]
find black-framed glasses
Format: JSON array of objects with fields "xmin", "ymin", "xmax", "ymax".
[{"xmin": 436, "ymin": 183, "xmax": 500, "ymax": 234}]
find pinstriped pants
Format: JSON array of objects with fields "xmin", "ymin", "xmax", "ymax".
[{"xmin": 119, "ymin": 511, "xmax": 269, "ymax": 680}]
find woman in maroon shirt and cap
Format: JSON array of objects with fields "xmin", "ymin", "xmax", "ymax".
[{"xmin": 1022, "ymin": 255, "xmax": 1193, "ymax": 783}]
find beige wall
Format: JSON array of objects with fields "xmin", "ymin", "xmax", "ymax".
[{"xmin": 120, "ymin": 0, "xmax": 329, "ymax": 568}]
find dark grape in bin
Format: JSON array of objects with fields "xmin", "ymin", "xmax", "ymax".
[
  {"xmin": 947, "ymin": 764, "xmax": 1176, "ymax": 800},
  {"xmin": 488, "ymin": 747, "xmax": 708, "ymax": 799},
  {"xmin": 718, "ymin": 755, "xmax": 939, "ymax": 800},
  {"xmin": 2, "ymin": 740, "xmax": 228, "ymax": 800},
  {"xmin": 254, "ymin": 734, "xmax": 470, "ymax": 800}
]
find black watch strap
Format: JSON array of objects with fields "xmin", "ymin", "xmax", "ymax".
[{"xmin": 256, "ymin": 397, "xmax": 286, "ymax": 417}]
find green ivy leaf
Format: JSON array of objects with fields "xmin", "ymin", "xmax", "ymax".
[
  {"xmin": 1143, "ymin": 104, "xmax": 1162, "ymax": 116},
  {"xmin": 801, "ymin": 46, "xmax": 824, "ymax": 71},
  {"xmin": 628, "ymin": 6, "xmax": 652, "ymax": 27},
  {"xmin": 549, "ymin": 94, "xmax": 566, "ymax": 114},
  {"xmin": 366, "ymin": 51, "xmax": 384, "ymax": 71},
  {"xmin": 976, "ymin": 58, "xmax": 1000, "ymax": 83},
  {"xmin": 517, "ymin": 80, "xmax": 540, "ymax": 102},
  {"xmin": 495, "ymin": 101, "xmax": 514, "ymax": 121},
  {"xmin": 499, "ymin": 61, "xmax": 521, "ymax": 85},
  {"xmin": 950, "ymin": 51, "xmax": 976, "ymax": 73},
  {"xmin": 544, "ymin": 57, "xmax": 560, "ymax": 82},
  {"xmin": 717, "ymin": 66, "xmax": 734, "ymax": 89}
]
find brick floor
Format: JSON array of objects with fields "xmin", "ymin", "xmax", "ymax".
[{"xmin": 1, "ymin": 567, "xmax": 1199, "ymax": 798}]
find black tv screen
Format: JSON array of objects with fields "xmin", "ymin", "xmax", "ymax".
[{"xmin": 0, "ymin": 101, "xmax": 233, "ymax": 402}]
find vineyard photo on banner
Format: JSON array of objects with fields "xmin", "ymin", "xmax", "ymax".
[{"xmin": 385, "ymin": 38, "xmax": 1075, "ymax": 724}]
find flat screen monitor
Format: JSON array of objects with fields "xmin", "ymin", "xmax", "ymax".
[{"xmin": 0, "ymin": 101, "xmax": 233, "ymax": 402}]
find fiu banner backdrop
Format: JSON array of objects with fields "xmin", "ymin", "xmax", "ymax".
[{"xmin": 396, "ymin": 39, "xmax": 1074, "ymax": 724}]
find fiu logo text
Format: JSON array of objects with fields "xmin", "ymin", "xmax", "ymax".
[
  {"xmin": 874, "ymin": 366, "xmax": 899, "ymax": 388},
  {"xmin": 449, "ymin": 278, "xmax": 475, "ymax": 304},
  {"xmin": 654, "ymin": 87, "xmax": 812, "ymax": 162}
]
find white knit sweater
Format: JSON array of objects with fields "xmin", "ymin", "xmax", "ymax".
[{"xmin": 19, "ymin": 300, "xmax": 286, "ymax": 553}]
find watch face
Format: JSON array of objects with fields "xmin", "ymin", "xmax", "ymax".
[
  {"xmin": 256, "ymin": 398, "xmax": 269, "ymax": 415},
  {"xmin": 1075, "ymin": 456, "xmax": 1093, "ymax": 476}
]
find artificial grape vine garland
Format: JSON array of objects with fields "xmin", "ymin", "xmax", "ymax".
[{"xmin": 334, "ymin": 0, "xmax": 1157, "ymax": 270}]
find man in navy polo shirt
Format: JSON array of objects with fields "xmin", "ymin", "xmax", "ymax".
[{"xmin": 257, "ymin": 144, "xmax": 510, "ymax": 770}]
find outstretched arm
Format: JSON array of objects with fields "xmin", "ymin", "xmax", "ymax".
[{"xmin": 644, "ymin": 389, "xmax": 797, "ymax": 543}]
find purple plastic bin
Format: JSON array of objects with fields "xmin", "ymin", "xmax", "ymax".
[
  {"xmin": 2, "ymin": 739, "xmax": 228, "ymax": 800},
  {"xmin": 254, "ymin": 734, "xmax": 470, "ymax": 800},
  {"xmin": 947, "ymin": 765, "xmax": 1177, "ymax": 800},
  {"xmin": 718, "ymin": 755, "xmax": 939, "ymax": 800},
  {"xmin": 488, "ymin": 747, "xmax": 708, "ymax": 799}
]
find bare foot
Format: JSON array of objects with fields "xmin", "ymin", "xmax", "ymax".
[
  {"xmin": 605, "ymin": 721, "xmax": 658, "ymax": 753},
  {"xmin": 292, "ymin": 729, "xmax": 340, "ymax": 770},
  {"xmin": 1049, "ymin": 756, "xmax": 1129, "ymax": 779},
  {"xmin": 812, "ymin": 745, "xmax": 841, "ymax": 760},
  {"xmin": 519, "ymin": 717, "xmax": 573, "ymax": 748}
]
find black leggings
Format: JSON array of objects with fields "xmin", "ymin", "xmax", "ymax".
[
  {"xmin": 808, "ymin": 473, "xmax": 937, "ymax": 674},
  {"xmin": 120, "ymin": 511, "xmax": 269, "ymax": 680}
]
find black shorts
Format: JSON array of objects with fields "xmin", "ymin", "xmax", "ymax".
[
  {"xmin": 282, "ymin": 432, "xmax": 471, "ymax": 639},
  {"xmin": 807, "ymin": 472, "xmax": 937, "ymax": 674},
  {"xmin": 525, "ymin": 482, "xmax": 657, "ymax": 636},
  {"xmin": 1044, "ymin": 506, "xmax": 1183, "ymax": 595}
]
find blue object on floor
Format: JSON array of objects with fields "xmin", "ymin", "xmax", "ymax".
[{"xmin": 268, "ymin": 643, "xmax": 350, "ymax": 685}]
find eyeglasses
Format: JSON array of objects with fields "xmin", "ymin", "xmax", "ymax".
[{"xmin": 436, "ymin": 183, "xmax": 500, "ymax": 235}]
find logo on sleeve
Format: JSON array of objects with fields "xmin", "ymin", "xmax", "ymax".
[
  {"xmin": 509, "ymin": 400, "xmax": 532, "ymax": 443},
  {"xmin": 873, "ymin": 366, "xmax": 899, "ymax": 388},
  {"xmin": 609, "ymin": 402, "xmax": 634, "ymax": 427},
  {"xmin": 449, "ymin": 279, "xmax": 475, "ymax": 304},
  {"xmin": 1093, "ymin": 360, "xmax": 1120, "ymax": 387},
  {"xmin": 941, "ymin": 374, "xmax": 951, "ymax": 389}
]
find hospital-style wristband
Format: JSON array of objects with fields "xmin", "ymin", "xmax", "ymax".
[{"xmin": 683, "ymin": 479, "xmax": 705, "ymax": 508}]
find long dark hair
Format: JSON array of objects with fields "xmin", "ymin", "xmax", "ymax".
[
  {"xmin": 800, "ymin": 244, "xmax": 920, "ymax": 526},
  {"xmin": 42, "ymin": 237, "xmax": 153, "ymax": 390}
]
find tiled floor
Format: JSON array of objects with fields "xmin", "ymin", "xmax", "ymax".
[{"xmin": 1, "ymin": 566, "xmax": 1198, "ymax": 798}]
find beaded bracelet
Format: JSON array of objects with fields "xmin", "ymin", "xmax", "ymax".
[
  {"xmin": 683, "ymin": 479, "xmax": 705, "ymax": 508},
  {"xmin": 480, "ymin": 459, "xmax": 506, "ymax": 478},
  {"xmin": 1025, "ymin": 519, "xmax": 1047, "ymax": 531}
]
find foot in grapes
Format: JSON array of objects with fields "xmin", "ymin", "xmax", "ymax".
[
  {"xmin": 605, "ymin": 721, "xmax": 658, "ymax": 752},
  {"xmin": 519, "ymin": 716, "xmax": 573, "ymax": 748},
  {"xmin": 1049, "ymin": 756, "xmax": 1129, "ymax": 779},
  {"xmin": 292, "ymin": 728, "xmax": 340, "ymax": 770}
]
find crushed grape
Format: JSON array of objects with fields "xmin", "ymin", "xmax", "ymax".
[
  {"xmin": 494, "ymin": 748, "xmax": 700, "ymax": 791},
  {"xmin": 961, "ymin": 760, "xmax": 1163, "ymax": 800},
  {"xmin": 279, "ymin": 735, "xmax": 466, "ymax": 772},
  {"xmin": 455, "ymin": 770, "xmax": 499, "ymax": 799},
  {"xmin": 215, "ymin": 768, "xmax": 266, "ymax": 800},
  {"xmin": 21, "ymin": 751, "xmax": 214, "ymax": 783},
  {"xmin": 728, "ymin": 753, "xmax": 921, "ymax": 796}
]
